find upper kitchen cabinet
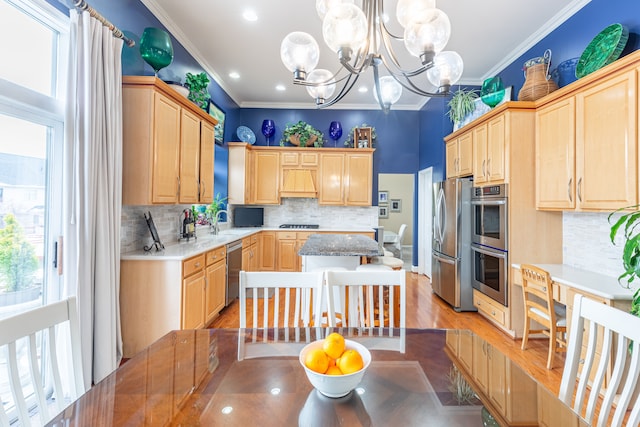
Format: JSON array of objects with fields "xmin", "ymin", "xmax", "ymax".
[
  {"xmin": 472, "ymin": 115, "xmax": 506, "ymax": 185},
  {"xmin": 344, "ymin": 152, "xmax": 374, "ymax": 205},
  {"xmin": 122, "ymin": 77, "xmax": 217, "ymax": 205},
  {"xmin": 536, "ymin": 52, "xmax": 639, "ymax": 211},
  {"xmin": 445, "ymin": 131, "xmax": 473, "ymax": 179},
  {"xmin": 228, "ymin": 144, "xmax": 280, "ymax": 205}
]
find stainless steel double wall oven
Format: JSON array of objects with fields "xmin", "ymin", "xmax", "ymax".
[{"xmin": 470, "ymin": 184, "xmax": 508, "ymax": 306}]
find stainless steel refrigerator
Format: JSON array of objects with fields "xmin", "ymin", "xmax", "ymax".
[{"xmin": 431, "ymin": 177, "xmax": 475, "ymax": 311}]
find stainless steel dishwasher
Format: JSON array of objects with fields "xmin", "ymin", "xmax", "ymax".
[{"xmin": 225, "ymin": 240, "xmax": 242, "ymax": 306}]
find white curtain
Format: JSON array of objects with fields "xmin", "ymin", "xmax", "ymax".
[{"xmin": 63, "ymin": 10, "xmax": 123, "ymax": 387}]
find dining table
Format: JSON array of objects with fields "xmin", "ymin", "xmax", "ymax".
[{"xmin": 45, "ymin": 327, "xmax": 583, "ymax": 426}]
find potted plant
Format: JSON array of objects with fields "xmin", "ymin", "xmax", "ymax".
[
  {"xmin": 185, "ymin": 72, "xmax": 211, "ymax": 110},
  {"xmin": 447, "ymin": 88, "xmax": 479, "ymax": 129},
  {"xmin": 280, "ymin": 121, "xmax": 324, "ymax": 147},
  {"xmin": 608, "ymin": 205, "xmax": 640, "ymax": 317},
  {"xmin": 345, "ymin": 123, "xmax": 377, "ymax": 148},
  {"xmin": 205, "ymin": 193, "xmax": 228, "ymax": 222}
]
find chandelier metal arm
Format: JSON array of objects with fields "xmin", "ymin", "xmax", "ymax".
[
  {"xmin": 317, "ymin": 73, "xmax": 362, "ymax": 109},
  {"xmin": 378, "ymin": 58, "xmax": 449, "ymax": 98}
]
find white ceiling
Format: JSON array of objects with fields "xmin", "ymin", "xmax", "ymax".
[{"xmin": 140, "ymin": 0, "xmax": 590, "ymax": 111}]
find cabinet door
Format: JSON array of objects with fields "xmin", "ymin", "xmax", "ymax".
[
  {"xmin": 318, "ymin": 153, "xmax": 345, "ymax": 205},
  {"xmin": 182, "ymin": 270, "xmax": 205, "ymax": 329},
  {"xmin": 488, "ymin": 345, "xmax": 507, "ymax": 416},
  {"xmin": 472, "ymin": 334, "xmax": 489, "ymax": 394},
  {"xmin": 205, "ymin": 259, "xmax": 226, "ymax": 323},
  {"xmin": 242, "ymin": 247, "xmax": 251, "ymax": 272},
  {"xmin": 536, "ymin": 98, "xmax": 576, "ymax": 209},
  {"xmin": 152, "ymin": 92, "xmax": 181, "ymax": 203},
  {"xmin": 445, "ymin": 140, "xmax": 458, "ymax": 179},
  {"xmin": 345, "ymin": 152, "xmax": 372, "ymax": 206},
  {"xmin": 487, "ymin": 115, "xmax": 506, "ymax": 183},
  {"xmin": 253, "ymin": 151, "xmax": 280, "ymax": 204},
  {"xmin": 472, "ymin": 123, "xmax": 488, "ymax": 185},
  {"xmin": 458, "ymin": 330, "xmax": 473, "ymax": 373},
  {"xmin": 179, "ymin": 109, "xmax": 201, "ymax": 204},
  {"xmin": 576, "ymin": 70, "xmax": 637, "ymax": 210},
  {"xmin": 259, "ymin": 232, "xmax": 276, "ymax": 271},
  {"xmin": 199, "ymin": 121, "xmax": 215, "ymax": 204},
  {"xmin": 457, "ymin": 132, "xmax": 473, "ymax": 176},
  {"xmin": 277, "ymin": 237, "xmax": 298, "ymax": 272}
]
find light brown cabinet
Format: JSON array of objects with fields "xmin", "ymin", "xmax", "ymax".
[
  {"xmin": 259, "ymin": 231, "xmax": 276, "ymax": 271},
  {"xmin": 536, "ymin": 68, "xmax": 637, "ymax": 211},
  {"xmin": 445, "ymin": 132, "xmax": 473, "ymax": 178},
  {"xmin": 182, "ymin": 254, "xmax": 206, "ymax": 330},
  {"xmin": 276, "ymin": 231, "xmax": 313, "ymax": 272},
  {"xmin": 472, "ymin": 115, "xmax": 506, "ymax": 185},
  {"xmin": 242, "ymin": 234, "xmax": 259, "ymax": 272},
  {"xmin": 122, "ymin": 76, "xmax": 217, "ymax": 205},
  {"xmin": 205, "ymin": 246, "xmax": 226, "ymax": 324},
  {"xmin": 228, "ymin": 144, "xmax": 374, "ymax": 206}
]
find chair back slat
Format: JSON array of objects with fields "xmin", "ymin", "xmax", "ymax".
[
  {"xmin": 559, "ymin": 294, "xmax": 640, "ymax": 426},
  {"xmin": 0, "ymin": 297, "xmax": 84, "ymax": 427}
]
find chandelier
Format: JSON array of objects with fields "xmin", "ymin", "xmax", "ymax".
[{"xmin": 280, "ymin": 0, "xmax": 464, "ymax": 111}]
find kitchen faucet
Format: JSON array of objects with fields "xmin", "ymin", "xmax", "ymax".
[{"xmin": 211, "ymin": 210, "xmax": 228, "ymax": 235}]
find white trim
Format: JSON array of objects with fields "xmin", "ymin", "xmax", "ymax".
[{"xmin": 418, "ymin": 168, "xmax": 433, "ymax": 278}]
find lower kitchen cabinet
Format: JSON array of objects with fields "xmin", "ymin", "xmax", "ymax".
[
  {"xmin": 276, "ymin": 231, "xmax": 313, "ymax": 271},
  {"xmin": 205, "ymin": 246, "xmax": 226, "ymax": 324},
  {"xmin": 259, "ymin": 231, "xmax": 276, "ymax": 271},
  {"xmin": 242, "ymin": 234, "xmax": 259, "ymax": 271}
]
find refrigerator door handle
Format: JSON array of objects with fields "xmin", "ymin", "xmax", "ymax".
[
  {"xmin": 437, "ymin": 187, "xmax": 446, "ymax": 243},
  {"xmin": 433, "ymin": 253, "xmax": 456, "ymax": 265},
  {"xmin": 471, "ymin": 200, "xmax": 506, "ymax": 206}
]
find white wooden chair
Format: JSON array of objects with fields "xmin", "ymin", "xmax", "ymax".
[
  {"xmin": 384, "ymin": 223, "xmax": 407, "ymax": 257},
  {"xmin": 238, "ymin": 271, "xmax": 325, "ymax": 360},
  {"xmin": 325, "ymin": 270, "xmax": 406, "ymax": 352},
  {"xmin": 0, "ymin": 297, "xmax": 85, "ymax": 427},
  {"xmin": 559, "ymin": 294, "xmax": 640, "ymax": 426}
]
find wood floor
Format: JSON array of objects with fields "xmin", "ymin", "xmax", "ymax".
[{"xmin": 209, "ymin": 271, "xmax": 565, "ymax": 397}]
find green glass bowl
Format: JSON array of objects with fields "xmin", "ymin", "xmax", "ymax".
[{"xmin": 576, "ymin": 23, "xmax": 629, "ymax": 79}]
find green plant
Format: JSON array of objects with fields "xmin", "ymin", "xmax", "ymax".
[
  {"xmin": 447, "ymin": 88, "xmax": 479, "ymax": 125},
  {"xmin": 185, "ymin": 72, "xmax": 211, "ymax": 110},
  {"xmin": 0, "ymin": 214, "xmax": 38, "ymax": 292},
  {"xmin": 344, "ymin": 123, "xmax": 377, "ymax": 147},
  {"xmin": 205, "ymin": 193, "xmax": 228, "ymax": 221},
  {"xmin": 608, "ymin": 205, "xmax": 640, "ymax": 317},
  {"xmin": 280, "ymin": 121, "xmax": 324, "ymax": 147}
]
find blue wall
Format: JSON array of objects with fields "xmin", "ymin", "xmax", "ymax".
[{"xmin": 49, "ymin": 0, "xmax": 640, "ymax": 265}]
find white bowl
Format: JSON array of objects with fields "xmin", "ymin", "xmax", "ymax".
[{"xmin": 299, "ymin": 339, "xmax": 371, "ymax": 398}]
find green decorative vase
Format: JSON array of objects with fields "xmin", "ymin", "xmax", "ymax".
[{"xmin": 480, "ymin": 76, "xmax": 505, "ymax": 108}]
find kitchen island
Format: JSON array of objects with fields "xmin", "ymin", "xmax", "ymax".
[{"xmin": 298, "ymin": 233, "xmax": 382, "ymax": 271}]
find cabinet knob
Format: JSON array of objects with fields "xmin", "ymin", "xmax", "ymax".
[{"xmin": 195, "ymin": 262, "xmax": 201, "ymax": 268}]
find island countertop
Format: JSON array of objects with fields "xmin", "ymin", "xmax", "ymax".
[{"xmin": 298, "ymin": 233, "xmax": 382, "ymax": 257}]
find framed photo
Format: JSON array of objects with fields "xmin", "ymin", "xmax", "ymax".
[
  {"xmin": 207, "ymin": 100, "xmax": 226, "ymax": 145},
  {"xmin": 390, "ymin": 199, "xmax": 402, "ymax": 212},
  {"xmin": 354, "ymin": 127, "xmax": 372, "ymax": 148},
  {"xmin": 378, "ymin": 191, "xmax": 389, "ymax": 205},
  {"xmin": 378, "ymin": 206, "xmax": 388, "ymax": 218}
]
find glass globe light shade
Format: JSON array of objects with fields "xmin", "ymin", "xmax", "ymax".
[
  {"xmin": 315, "ymin": 0, "xmax": 354, "ymax": 20},
  {"xmin": 322, "ymin": 3, "xmax": 367, "ymax": 54},
  {"xmin": 305, "ymin": 69, "xmax": 337, "ymax": 100},
  {"xmin": 403, "ymin": 9, "xmax": 451, "ymax": 60},
  {"xmin": 373, "ymin": 76, "xmax": 403, "ymax": 107},
  {"xmin": 426, "ymin": 51, "xmax": 464, "ymax": 88},
  {"xmin": 396, "ymin": 0, "xmax": 436, "ymax": 28},
  {"xmin": 280, "ymin": 32, "xmax": 320, "ymax": 75}
]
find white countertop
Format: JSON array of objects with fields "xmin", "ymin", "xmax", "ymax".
[
  {"xmin": 122, "ymin": 226, "xmax": 376, "ymax": 261},
  {"xmin": 512, "ymin": 263, "xmax": 635, "ymax": 300}
]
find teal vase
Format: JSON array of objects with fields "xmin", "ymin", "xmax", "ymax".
[{"xmin": 480, "ymin": 76, "xmax": 505, "ymax": 108}]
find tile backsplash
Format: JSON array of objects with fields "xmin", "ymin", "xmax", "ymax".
[
  {"xmin": 562, "ymin": 211, "xmax": 624, "ymax": 278},
  {"xmin": 121, "ymin": 198, "xmax": 378, "ymax": 254}
]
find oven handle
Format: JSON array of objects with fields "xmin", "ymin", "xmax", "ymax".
[
  {"xmin": 471, "ymin": 200, "xmax": 506, "ymax": 206},
  {"xmin": 471, "ymin": 244, "xmax": 507, "ymax": 259}
]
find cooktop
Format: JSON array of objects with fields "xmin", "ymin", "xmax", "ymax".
[{"xmin": 279, "ymin": 224, "xmax": 320, "ymax": 229}]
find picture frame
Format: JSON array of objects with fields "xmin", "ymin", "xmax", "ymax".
[
  {"xmin": 354, "ymin": 127, "xmax": 372, "ymax": 148},
  {"xmin": 390, "ymin": 199, "xmax": 402, "ymax": 212},
  {"xmin": 378, "ymin": 190, "xmax": 389, "ymax": 205},
  {"xmin": 207, "ymin": 100, "xmax": 226, "ymax": 145},
  {"xmin": 379, "ymin": 206, "xmax": 388, "ymax": 218}
]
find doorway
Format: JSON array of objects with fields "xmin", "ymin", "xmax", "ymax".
[{"xmin": 378, "ymin": 174, "xmax": 414, "ymax": 269}]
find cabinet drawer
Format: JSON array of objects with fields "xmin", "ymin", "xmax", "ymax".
[
  {"xmin": 278, "ymin": 231, "xmax": 297, "ymax": 240},
  {"xmin": 183, "ymin": 254, "xmax": 205, "ymax": 277},
  {"xmin": 206, "ymin": 247, "xmax": 226, "ymax": 266},
  {"xmin": 474, "ymin": 290, "xmax": 506, "ymax": 326},
  {"xmin": 300, "ymin": 152, "xmax": 318, "ymax": 166},
  {"xmin": 250, "ymin": 234, "xmax": 258, "ymax": 245},
  {"xmin": 242, "ymin": 236, "xmax": 253, "ymax": 247}
]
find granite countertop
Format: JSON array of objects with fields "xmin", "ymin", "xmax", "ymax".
[
  {"xmin": 298, "ymin": 233, "xmax": 382, "ymax": 257},
  {"xmin": 512, "ymin": 263, "xmax": 635, "ymax": 300},
  {"xmin": 121, "ymin": 226, "xmax": 376, "ymax": 261}
]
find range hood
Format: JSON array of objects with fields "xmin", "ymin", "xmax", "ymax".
[{"xmin": 280, "ymin": 169, "xmax": 317, "ymax": 198}]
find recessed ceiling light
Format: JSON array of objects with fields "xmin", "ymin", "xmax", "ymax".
[
  {"xmin": 243, "ymin": 10, "xmax": 258, "ymax": 21},
  {"xmin": 229, "ymin": 72, "xmax": 240, "ymax": 79},
  {"xmin": 276, "ymin": 84, "xmax": 286, "ymax": 91},
  {"xmin": 358, "ymin": 86, "xmax": 368, "ymax": 93}
]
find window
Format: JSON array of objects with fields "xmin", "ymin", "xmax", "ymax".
[{"xmin": 0, "ymin": 0, "xmax": 68, "ymax": 421}]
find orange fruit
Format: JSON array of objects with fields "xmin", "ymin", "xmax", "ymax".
[
  {"xmin": 305, "ymin": 348, "xmax": 329, "ymax": 374},
  {"xmin": 325, "ymin": 366, "xmax": 343, "ymax": 375},
  {"xmin": 327, "ymin": 357, "xmax": 336, "ymax": 368},
  {"xmin": 323, "ymin": 332, "xmax": 346, "ymax": 359},
  {"xmin": 337, "ymin": 349, "xmax": 363, "ymax": 374}
]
